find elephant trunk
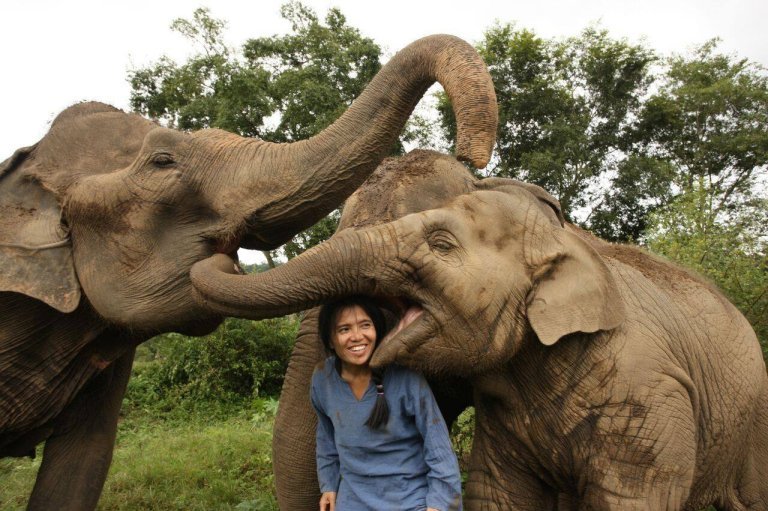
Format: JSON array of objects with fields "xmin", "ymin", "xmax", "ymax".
[
  {"xmin": 235, "ymin": 34, "xmax": 497, "ymax": 248},
  {"xmin": 190, "ymin": 226, "xmax": 395, "ymax": 319}
]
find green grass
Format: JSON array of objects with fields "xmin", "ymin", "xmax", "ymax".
[{"xmin": 0, "ymin": 411, "xmax": 278, "ymax": 511}]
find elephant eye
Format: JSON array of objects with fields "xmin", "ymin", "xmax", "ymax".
[
  {"xmin": 427, "ymin": 230, "xmax": 458, "ymax": 253},
  {"xmin": 151, "ymin": 152, "xmax": 176, "ymax": 167}
]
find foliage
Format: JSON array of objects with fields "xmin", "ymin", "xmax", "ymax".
[
  {"xmin": 644, "ymin": 183, "xmax": 768, "ymax": 356},
  {"xmin": 580, "ymin": 38, "xmax": 768, "ymax": 242},
  {"xmin": 241, "ymin": 1, "xmax": 381, "ymax": 143},
  {"xmin": 129, "ymin": 8, "xmax": 272, "ymax": 135},
  {"xmin": 0, "ymin": 414, "xmax": 278, "ymax": 511},
  {"xmin": 587, "ymin": 155, "xmax": 676, "ymax": 241},
  {"xmin": 635, "ymin": 40, "xmax": 768, "ymax": 207},
  {"xmin": 126, "ymin": 316, "xmax": 298, "ymax": 416},
  {"xmin": 438, "ymin": 24, "xmax": 656, "ymax": 219},
  {"xmin": 450, "ymin": 407, "xmax": 476, "ymax": 475}
]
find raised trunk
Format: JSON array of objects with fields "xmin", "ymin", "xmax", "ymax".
[
  {"xmin": 191, "ymin": 227, "xmax": 394, "ymax": 318},
  {"xmin": 235, "ymin": 35, "xmax": 497, "ymax": 248}
]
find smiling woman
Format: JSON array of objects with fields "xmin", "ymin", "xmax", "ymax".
[{"xmin": 311, "ymin": 295, "xmax": 462, "ymax": 511}]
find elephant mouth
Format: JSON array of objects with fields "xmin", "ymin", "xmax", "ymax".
[
  {"xmin": 385, "ymin": 299, "xmax": 424, "ymax": 339},
  {"xmin": 373, "ymin": 297, "xmax": 433, "ymax": 367},
  {"xmin": 209, "ymin": 235, "xmax": 246, "ymax": 274}
]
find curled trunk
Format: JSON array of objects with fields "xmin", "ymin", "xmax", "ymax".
[
  {"xmin": 191, "ymin": 227, "xmax": 393, "ymax": 317},
  {"xmin": 234, "ymin": 34, "xmax": 497, "ymax": 248}
]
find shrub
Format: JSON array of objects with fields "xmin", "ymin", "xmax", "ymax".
[
  {"xmin": 450, "ymin": 407, "xmax": 475, "ymax": 475},
  {"xmin": 125, "ymin": 316, "xmax": 298, "ymax": 415}
]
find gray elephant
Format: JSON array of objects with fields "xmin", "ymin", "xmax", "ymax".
[
  {"xmin": 0, "ymin": 35, "xmax": 497, "ymax": 510},
  {"xmin": 193, "ymin": 150, "xmax": 768, "ymax": 510}
]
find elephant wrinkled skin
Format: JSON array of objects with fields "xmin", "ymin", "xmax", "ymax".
[
  {"xmin": 0, "ymin": 35, "xmax": 497, "ymax": 510},
  {"xmin": 193, "ymin": 151, "xmax": 768, "ymax": 510}
]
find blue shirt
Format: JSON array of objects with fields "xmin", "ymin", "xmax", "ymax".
[{"xmin": 310, "ymin": 357, "xmax": 462, "ymax": 511}]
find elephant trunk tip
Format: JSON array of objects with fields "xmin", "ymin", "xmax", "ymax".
[
  {"xmin": 449, "ymin": 71, "xmax": 498, "ymax": 170},
  {"xmin": 457, "ymin": 145, "xmax": 492, "ymax": 170}
]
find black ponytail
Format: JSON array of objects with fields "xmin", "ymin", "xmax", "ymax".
[
  {"xmin": 364, "ymin": 368, "xmax": 389, "ymax": 429},
  {"xmin": 318, "ymin": 295, "xmax": 392, "ymax": 430}
]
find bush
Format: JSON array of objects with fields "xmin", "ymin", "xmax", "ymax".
[
  {"xmin": 644, "ymin": 187, "xmax": 768, "ymax": 358},
  {"xmin": 450, "ymin": 407, "xmax": 475, "ymax": 476},
  {"xmin": 125, "ymin": 316, "xmax": 298, "ymax": 415}
]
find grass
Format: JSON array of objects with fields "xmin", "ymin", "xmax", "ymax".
[
  {"xmin": 0, "ymin": 410, "xmax": 278, "ymax": 511},
  {"xmin": 0, "ymin": 404, "xmax": 722, "ymax": 511}
]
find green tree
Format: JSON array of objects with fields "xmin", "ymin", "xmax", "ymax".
[
  {"xmin": 633, "ymin": 39, "xmax": 768, "ymax": 223},
  {"xmin": 644, "ymin": 184, "xmax": 768, "ymax": 357},
  {"xmin": 586, "ymin": 155, "xmax": 676, "ymax": 241},
  {"xmin": 128, "ymin": 2, "xmax": 383, "ymax": 257},
  {"xmin": 242, "ymin": 1, "xmax": 381, "ymax": 143},
  {"xmin": 438, "ymin": 25, "xmax": 656, "ymax": 219},
  {"xmin": 129, "ymin": 8, "xmax": 273, "ymax": 136}
]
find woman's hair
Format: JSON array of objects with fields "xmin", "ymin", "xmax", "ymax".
[{"xmin": 318, "ymin": 295, "xmax": 391, "ymax": 429}]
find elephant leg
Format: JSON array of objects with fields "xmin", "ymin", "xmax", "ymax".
[
  {"xmin": 464, "ymin": 412, "xmax": 557, "ymax": 511},
  {"xmin": 725, "ymin": 388, "xmax": 768, "ymax": 510},
  {"xmin": 273, "ymin": 310, "xmax": 325, "ymax": 511},
  {"xmin": 580, "ymin": 384, "xmax": 697, "ymax": 510},
  {"xmin": 27, "ymin": 346, "xmax": 135, "ymax": 511}
]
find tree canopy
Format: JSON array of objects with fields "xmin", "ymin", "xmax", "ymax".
[
  {"xmin": 438, "ymin": 24, "xmax": 657, "ymax": 219},
  {"xmin": 129, "ymin": 3, "xmax": 381, "ymax": 143}
]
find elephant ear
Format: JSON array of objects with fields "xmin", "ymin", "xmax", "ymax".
[
  {"xmin": 525, "ymin": 226, "xmax": 624, "ymax": 346},
  {"xmin": 0, "ymin": 145, "xmax": 81, "ymax": 312}
]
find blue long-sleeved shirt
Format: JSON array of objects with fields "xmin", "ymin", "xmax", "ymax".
[{"xmin": 310, "ymin": 357, "xmax": 462, "ymax": 511}]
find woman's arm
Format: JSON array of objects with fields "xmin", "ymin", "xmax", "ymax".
[
  {"xmin": 409, "ymin": 372, "xmax": 463, "ymax": 511},
  {"xmin": 310, "ymin": 379, "xmax": 341, "ymax": 495}
]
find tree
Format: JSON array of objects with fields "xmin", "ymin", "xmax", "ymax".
[
  {"xmin": 129, "ymin": 8, "xmax": 273, "ymax": 136},
  {"xmin": 437, "ymin": 25, "xmax": 656, "ymax": 219},
  {"xmin": 644, "ymin": 184, "xmax": 768, "ymax": 357},
  {"xmin": 586, "ymin": 155, "xmax": 676, "ymax": 241},
  {"xmin": 128, "ymin": 2, "xmax": 383, "ymax": 257},
  {"xmin": 633, "ymin": 38, "xmax": 768, "ymax": 225},
  {"xmin": 242, "ymin": 1, "xmax": 381, "ymax": 143}
]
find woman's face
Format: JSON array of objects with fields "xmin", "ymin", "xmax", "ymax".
[{"xmin": 332, "ymin": 305, "xmax": 377, "ymax": 368}]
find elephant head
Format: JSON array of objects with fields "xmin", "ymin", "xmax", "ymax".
[
  {"xmin": 0, "ymin": 34, "xmax": 497, "ymax": 336},
  {"xmin": 190, "ymin": 172, "xmax": 624, "ymax": 375}
]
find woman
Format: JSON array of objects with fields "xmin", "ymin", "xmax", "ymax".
[{"xmin": 311, "ymin": 295, "xmax": 462, "ymax": 511}]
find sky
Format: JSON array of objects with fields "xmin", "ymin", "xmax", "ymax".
[{"xmin": 2, "ymin": 0, "xmax": 766, "ymax": 262}]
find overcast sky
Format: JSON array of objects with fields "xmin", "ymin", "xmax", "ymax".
[
  {"xmin": 2, "ymin": 0, "xmax": 766, "ymax": 159},
  {"xmin": 2, "ymin": 0, "xmax": 766, "ymax": 262}
]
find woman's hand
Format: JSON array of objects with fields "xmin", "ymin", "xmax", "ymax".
[
  {"xmin": 427, "ymin": 508, "xmax": 439, "ymax": 511},
  {"xmin": 319, "ymin": 491, "xmax": 336, "ymax": 511}
]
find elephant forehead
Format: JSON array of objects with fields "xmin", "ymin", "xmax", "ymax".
[
  {"xmin": 447, "ymin": 192, "xmax": 525, "ymax": 230},
  {"xmin": 435, "ymin": 193, "xmax": 543, "ymax": 255},
  {"xmin": 143, "ymin": 126, "xmax": 190, "ymax": 147},
  {"xmin": 340, "ymin": 150, "xmax": 475, "ymax": 229}
]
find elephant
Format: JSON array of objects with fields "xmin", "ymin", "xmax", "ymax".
[
  {"xmin": 0, "ymin": 35, "xmax": 498, "ymax": 510},
  {"xmin": 192, "ymin": 150, "xmax": 768, "ymax": 510}
]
